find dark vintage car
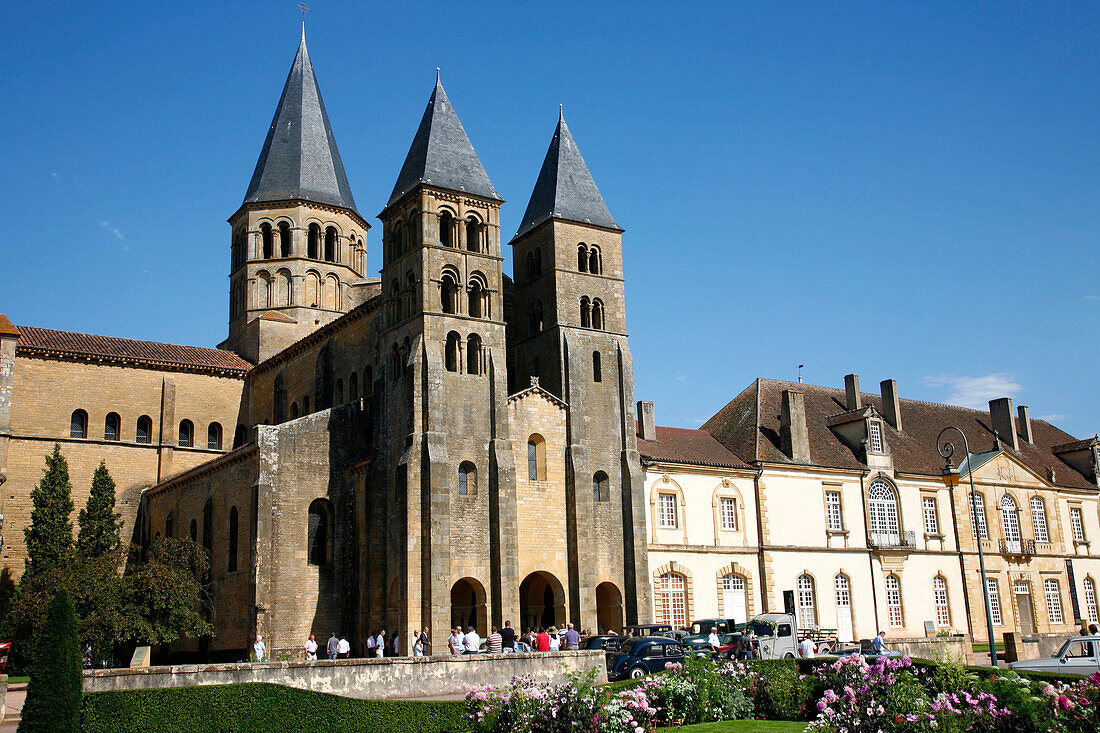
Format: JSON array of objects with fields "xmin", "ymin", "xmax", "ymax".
[
  {"xmin": 682, "ymin": 632, "xmax": 736, "ymax": 657},
  {"xmin": 582, "ymin": 635, "xmax": 625, "ymax": 653},
  {"xmin": 623, "ymin": 624, "xmax": 674, "ymax": 638},
  {"xmin": 607, "ymin": 636, "xmax": 685, "ymax": 680}
]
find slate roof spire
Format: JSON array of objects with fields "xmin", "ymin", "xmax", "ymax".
[
  {"xmin": 243, "ymin": 29, "xmax": 357, "ymax": 212},
  {"xmin": 386, "ymin": 73, "xmax": 501, "ymax": 208},
  {"xmin": 515, "ymin": 108, "xmax": 620, "ymax": 239}
]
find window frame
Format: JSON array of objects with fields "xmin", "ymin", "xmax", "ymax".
[
  {"xmin": 1045, "ymin": 578, "xmax": 1064, "ymax": 625},
  {"xmin": 657, "ymin": 493, "xmax": 678, "ymax": 529},
  {"xmin": 933, "ymin": 576, "xmax": 950, "ymax": 628},
  {"xmin": 659, "ymin": 572, "xmax": 687, "ymax": 630},
  {"xmin": 885, "ymin": 575, "xmax": 903, "ymax": 628},
  {"xmin": 970, "ymin": 492, "xmax": 989, "ymax": 540},
  {"xmin": 796, "ymin": 574, "xmax": 817, "ymax": 629},
  {"xmin": 104, "ymin": 412, "xmax": 121, "ymax": 441},
  {"xmin": 1070, "ymin": 507, "xmax": 1086, "ymax": 543},
  {"xmin": 70, "ymin": 409, "xmax": 88, "ymax": 439},
  {"xmin": 922, "ymin": 495, "xmax": 940, "ymax": 535},
  {"xmin": 718, "ymin": 496, "xmax": 738, "ymax": 531},
  {"xmin": 868, "ymin": 419, "xmax": 884, "ymax": 453},
  {"xmin": 1031, "ymin": 497, "xmax": 1050, "ymax": 544},
  {"xmin": 985, "ymin": 578, "xmax": 1002, "ymax": 625},
  {"xmin": 1084, "ymin": 577, "xmax": 1099, "ymax": 624},
  {"xmin": 178, "ymin": 419, "xmax": 194, "ymax": 448},
  {"xmin": 824, "ymin": 490, "xmax": 844, "ymax": 532}
]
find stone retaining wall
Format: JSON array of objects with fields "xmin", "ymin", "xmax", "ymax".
[
  {"xmin": 884, "ymin": 636, "xmax": 970, "ymax": 663},
  {"xmin": 83, "ymin": 651, "xmax": 607, "ymax": 700}
]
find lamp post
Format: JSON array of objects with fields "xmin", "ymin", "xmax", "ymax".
[{"xmin": 937, "ymin": 426, "xmax": 998, "ymax": 667}]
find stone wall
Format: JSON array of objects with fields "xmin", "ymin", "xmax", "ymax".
[
  {"xmin": 84, "ymin": 650, "xmax": 607, "ymax": 700},
  {"xmin": 886, "ymin": 635, "xmax": 971, "ymax": 663}
]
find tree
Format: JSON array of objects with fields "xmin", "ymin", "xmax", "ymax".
[
  {"xmin": 23, "ymin": 444, "xmax": 74, "ymax": 578},
  {"xmin": 18, "ymin": 586, "xmax": 82, "ymax": 732},
  {"xmin": 76, "ymin": 461, "xmax": 122, "ymax": 561}
]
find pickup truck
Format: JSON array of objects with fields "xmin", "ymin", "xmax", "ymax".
[{"xmin": 723, "ymin": 613, "xmax": 798, "ymax": 660}]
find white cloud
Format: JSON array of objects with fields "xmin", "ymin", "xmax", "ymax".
[
  {"xmin": 922, "ymin": 373, "xmax": 1024, "ymax": 409},
  {"xmin": 674, "ymin": 371, "xmax": 687, "ymax": 382},
  {"xmin": 51, "ymin": 172, "xmax": 60, "ymax": 181},
  {"xmin": 1085, "ymin": 295, "xmax": 1100, "ymax": 301},
  {"xmin": 99, "ymin": 221, "xmax": 124, "ymax": 241},
  {"xmin": 1037, "ymin": 414, "xmax": 1068, "ymax": 422}
]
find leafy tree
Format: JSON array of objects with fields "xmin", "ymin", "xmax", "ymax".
[
  {"xmin": 122, "ymin": 537, "xmax": 213, "ymax": 646},
  {"xmin": 23, "ymin": 444, "xmax": 75, "ymax": 577},
  {"xmin": 18, "ymin": 586, "xmax": 82, "ymax": 732},
  {"xmin": 77, "ymin": 461, "xmax": 122, "ymax": 561}
]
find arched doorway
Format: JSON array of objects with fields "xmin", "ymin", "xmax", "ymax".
[
  {"xmin": 450, "ymin": 578, "xmax": 487, "ymax": 634},
  {"xmin": 596, "ymin": 582, "xmax": 624, "ymax": 634},
  {"xmin": 519, "ymin": 572, "xmax": 566, "ymax": 631}
]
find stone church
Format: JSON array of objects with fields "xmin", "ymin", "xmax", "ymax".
[{"xmin": 0, "ymin": 31, "xmax": 650, "ymax": 658}]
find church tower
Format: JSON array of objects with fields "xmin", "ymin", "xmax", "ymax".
[
  {"xmin": 373, "ymin": 75, "xmax": 518, "ymax": 646},
  {"xmin": 225, "ymin": 29, "xmax": 373, "ymax": 364},
  {"xmin": 509, "ymin": 110, "xmax": 651, "ymax": 626}
]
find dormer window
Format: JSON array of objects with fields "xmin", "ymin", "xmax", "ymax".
[{"xmin": 868, "ymin": 420, "xmax": 884, "ymax": 453}]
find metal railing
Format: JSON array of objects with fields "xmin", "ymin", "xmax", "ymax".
[
  {"xmin": 999, "ymin": 539, "xmax": 1036, "ymax": 556},
  {"xmin": 868, "ymin": 531, "xmax": 917, "ymax": 549}
]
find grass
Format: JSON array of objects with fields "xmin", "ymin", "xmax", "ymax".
[
  {"xmin": 971, "ymin": 642, "xmax": 1005, "ymax": 653},
  {"xmin": 658, "ymin": 723, "xmax": 807, "ymax": 733},
  {"xmin": 5, "ymin": 675, "xmax": 29, "ymax": 684}
]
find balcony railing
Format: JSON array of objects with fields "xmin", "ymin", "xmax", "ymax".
[
  {"xmin": 868, "ymin": 531, "xmax": 916, "ymax": 550},
  {"xmin": 1000, "ymin": 539, "xmax": 1036, "ymax": 556}
]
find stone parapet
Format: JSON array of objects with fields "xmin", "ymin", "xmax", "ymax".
[{"xmin": 83, "ymin": 650, "xmax": 607, "ymax": 700}]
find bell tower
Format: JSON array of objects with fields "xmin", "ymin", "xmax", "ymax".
[
  {"xmin": 225, "ymin": 28, "xmax": 372, "ymax": 364},
  {"xmin": 509, "ymin": 109, "xmax": 651, "ymax": 625}
]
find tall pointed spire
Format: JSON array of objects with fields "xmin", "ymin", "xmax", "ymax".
[
  {"xmin": 515, "ymin": 110, "xmax": 620, "ymax": 239},
  {"xmin": 386, "ymin": 75, "xmax": 501, "ymax": 208},
  {"xmin": 243, "ymin": 32, "xmax": 357, "ymax": 212}
]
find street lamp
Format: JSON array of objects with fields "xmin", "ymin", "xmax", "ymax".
[{"xmin": 937, "ymin": 426, "xmax": 998, "ymax": 667}]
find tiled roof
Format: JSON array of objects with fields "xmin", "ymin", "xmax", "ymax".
[
  {"xmin": 704, "ymin": 378, "xmax": 1097, "ymax": 491},
  {"xmin": 637, "ymin": 425, "xmax": 750, "ymax": 469},
  {"xmin": 0, "ymin": 314, "xmax": 19, "ymax": 337},
  {"xmin": 16, "ymin": 325, "xmax": 253, "ymax": 375}
]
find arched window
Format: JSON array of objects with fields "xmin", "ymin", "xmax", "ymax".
[
  {"xmin": 580, "ymin": 297, "xmax": 591, "ymax": 328},
  {"xmin": 335, "ymin": 378, "xmax": 344, "ymax": 404},
  {"xmin": 308, "ymin": 499, "xmax": 333, "ymax": 566},
  {"xmin": 468, "ymin": 280, "xmax": 484, "ymax": 318},
  {"xmin": 466, "ymin": 334, "xmax": 483, "ymax": 375},
  {"xmin": 591, "ymin": 299, "xmax": 604, "ymax": 330},
  {"xmin": 202, "ymin": 498, "xmax": 214, "ymax": 555},
  {"xmin": 445, "ymin": 331, "xmax": 461, "ymax": 373},
  {"xmin": 527, "ymin": 434, "xmax": 546, "ymax": 481},
  {"xmin": 70, "ymin": 409, "xmax": 88, "ymax": 439},
  {"xmin": 588, "ymin": 246, "xmax": 601, "ymax": 275},
  {"xmin": 465, "ymin": 217, "xmax": 481, "ymax": 252},
  {"xmin": 324, "ymin": 274, "xmax": 340, "ymax": 311},
  {"xmin": 278, "ymin": 222, "xmax": 291, "ymax": 258},
  {"xmin": 797, "ymin": 574, "xmax": 816, "ymax": 629},
  {"xmin": 592, "ymin": 351, "xmax": 602, "ymax": 382},
  {"xmin": 458, "ymin": 461, "xmax": 477, "ymax": 496},
  {"xmin": 533, "ymin": 248, "xmax": 542, "ymax": 276},
  {"xmin": 658, "ymin": 572, "xmax": 687, "ymax": 629},
  {"xmin": 1030, "ymin": 497, "xmax": 1049, "ymax": 543},
  {"xmin": 349, "ymin": 372, "xmax": 359, "ymax": 401},
  {"xmin": 593, "ymin": 472, "xmax": 609, "ymax": 502},
  {"xmin": 190, "ymin": 519, "xmax": 198, "ymax": 543},
  {"xmin": 165, "ymin": 511, "xmax": 174, "ymax": 539},
  {"xmin": 207, "ymin": 422, "xmax": 222, "ymax": 450},
  {"xmin": 308, "ymin": 223, "xmax": 320, "ymax": 259},
  {"xmin": 178, "ymin": 420, "xmax": 193, "ymax": 448},
  {"xmin": 1084, "ymin": 577, "xmax": 1099, "ymax": 624},
  {"xmin": 228, "ymin": 506, "xmax": 239, "ymax": 572},
  {"xmin": 364, "ymin": 365, "xmax": 373, "ymax": 396},
  {"xmin": 104, "ymin": 412, "xmax": 120, "ymax": 441},
  {"xmin": 526, "ymin": 252, "xmax": 536, "ymax": 281},
  {"xmin": 233, "ymin": 423, "xmax": 247, "ymax": 448},
  {"xmin": 999, "ymin": 494, "xmax": 1020, "ymax": 549},
  {"xmin": 303, "ymin": 395, "xmax": 310, "ymax": 413},
  {"xmin": 441, "ymin": 273, "xmax": 459, "ymax": 314},
  {"xmin": 867, "ymin": 479, "xmax": 900, "ymax": 539},
  {"xmin": 290, "ymin": 402, "xmax": 299, "ymax": 419},
  {"xmin": 261, "ymin": 223, "xmax": 273, "ymax": 259},
  {"xmin": 578, "ymin": 243, "xmax": 588, "ymax": 272},
  {"xmin": 885, "ymin": 575, "xmax": 903, "ymax": 627},
  {"xmin": 933, "ymin": 576, "xmax": 950, "ymax": 628},
  {"xmin": 403, "ymin": 272, "xmax": 417, "ymax": 318},
  {"xmin": 440, "ymin": 211, "xmax": 454, "ymax": 247},
  {"xmin": 273, "ymin": 372, "xmax": 287, "ymax": 423},
  {"xmin": 970, "ymin": 493, "xmax": 988, "ymax": 540},
  {"xmin": 137, "ymin": 415, "xmax": 153, "ymax": 444},
  {"xmin": 324, "ymin": 226, "xmax": 337, "ymax": 262},
  {"xmin": 1045, "ymin": 578, "xmax": 1064, "ymax": 624}
]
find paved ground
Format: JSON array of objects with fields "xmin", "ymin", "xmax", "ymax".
[{"xmin": 1, "ymin": 683, "xmax": 25, "ymax": 732}]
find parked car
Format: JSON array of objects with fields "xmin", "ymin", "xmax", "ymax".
[
  {"xmin": 1009, "ymin": 637, "xmax": 1100, "ymax": 676},
  {"xmin": 607, "ymin": 636, "xmax": 685, "ymax": 680},
  {"xmin": 623, "ymin": 624, "xmax": 674, "ymax": 638},
  {"xmin": 687, "ymin": 618, "xmax": 742, "ymax": 636},
  {"xmin": 736, "ymin": 614, "xmax": 798, "ymax": 660},
  {"xmin": 682, "ymin": 632, "xmax": 737, "ymax": 657},
  {"xmin": 826, "ymin": 643, "xmax": 901, "ymax": 661},
  {"xmin": 479, "ymin": 640, "xmax": 534, "ymax": 653},
  {"xmin": 582, "ymin": 635, "xmax": 625, "ymax": 653}
]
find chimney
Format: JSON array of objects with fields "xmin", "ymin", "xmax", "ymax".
[
  {"xmin": 880, "ymin": 379, "xmax": 902, "ymax": 433},
  {"xmin": 844, "ymin": 374, "xmax": 861, "ymax": 411},
  {"xmin": 989, "ymin": 397, "xmax": 1019, "ymax": 451},
  {"xmin": 781, "ymin": 389, "xmax": 811, "ymax": 463},
  {"xmin": 1017, "ymin": 405, "xmax": 1033, "ymax": 444},
  {"xmin": 637, "ymin": 401, "xmax": 656, "ymax": 442}
]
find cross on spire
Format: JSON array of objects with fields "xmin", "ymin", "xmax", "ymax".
[{"xmin": 296, "ymin": 2, "xmax": 312, "ymax": 32}]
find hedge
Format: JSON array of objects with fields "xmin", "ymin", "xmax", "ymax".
[{"xmin": 82, "ymin": 683, "xmax": 469, "ymax": 733}]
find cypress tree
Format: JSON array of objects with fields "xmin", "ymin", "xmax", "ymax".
[
  {"xmin": 23, "ymin": 444, "xmax": 74, "ymax": 577},
  {"xmin": 18, "ymin": 586, "xmax": 83, "ymax": 733},
  {"xmin": 76, "ymin": 461, "xmax": 122, "ymax": 561}
]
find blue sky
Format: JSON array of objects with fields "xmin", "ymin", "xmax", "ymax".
[{"xmin": 3, "ymin": 2, "xmax": 1098, "ymax": 437}]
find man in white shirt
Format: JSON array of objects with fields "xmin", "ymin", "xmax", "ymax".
[
  {"xmin": 304, "ymin": 634, "xmax": 318, "ymax": 661},
  {"xmin": 366, "ymin": 632, "xmax": 376, "ymax": 657},
  {"xmin": 374, "ymin": 630, "xmax": 386, "ymax": 658},
  {"xmin": 463, "ymin": 626, "xmax": 481, "ymax": 654},
  {"xmin": 799, "ymin": 637, "xmax": 817, "ymax": 658},
  {"xmin": 707, "ymin": 627, "xmax": 721, "ymax": 654},
  {"xmin": 337, "ymin": 636, "xmax": 350, "ymax": 658}
]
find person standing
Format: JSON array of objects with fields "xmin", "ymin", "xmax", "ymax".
[
  {"xmin": 799, "ymin": 636, "xmax": 817, "ymax": 658},
  {"xmin": 366, "ymin": 631, "xmax": 377, "ymax": 658},
  {"xmin": 463, "ymin": 626, "xmax": 481, "ymax": 654},
  {"xmin": 562, "ymin": 623, "xmax": 580, "ymax": 651},
  {"xmin": 326, "ymin": 633, "xmax": 339, "ymax": 660},
  {"xmin": 419, "ymin": 627, "xmax": 430, "ymax": 656},
  {"xmin": 708, "ymin": 627, "xmax": 721, "ymax": 655},
  {"xmin": 413, "ymin": 627, "xmax": 425, "ymax": 657},
  {"xmin": 253, "ymin": 634, "xmax": 267, "ymax": 662},
  {"xmin": 374, "ymin": 630, "xmax": 386, "ymax": 658},
  {"xmin": 393, "ymin": 631, "xmax": 401, "ymax": 656},
  {"xmin": 449, "ymin": 627, "xmax": 465, "ymax": 654},
  {"xmin": 304, "ymin": 634, "xmax": 318, "ymax": 661},
  {"xmin": 548, "ymin": 626, "xmax": 560, "ymax": 651},
  {"xmin": 337, "ymin": 635, "xmax": 350, "ymax": 658},
  {"xmin": 486, "ymin": 627, "xmax": 503, "ymax": 654},
  {"xmin": 500, "ymin": 620, "xmax": 516, "ymax": 652},
  {"xmin": 535, "ymin": 627, "xmax": 550, "ymax": 652}
]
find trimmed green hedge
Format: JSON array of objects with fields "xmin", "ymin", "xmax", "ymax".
[{"xmin": 82, "ymin": 683, "xmax": 469, "ymax": 733}]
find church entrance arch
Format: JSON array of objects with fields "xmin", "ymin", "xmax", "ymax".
[
  {"xmin": 595, "ymin": 582, "xmax": 624, "ymax": 635},
  {"xmin": 519, "ymin": 571, "xmax": 566, "ymax": 631},
  {"xmin": 451, "ymin": 578, "xmax": 487, "ymax": 634}
]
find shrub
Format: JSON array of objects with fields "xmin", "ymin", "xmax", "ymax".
[
  {"xmin": 19, "ymin": 586, "xmax": 83, "ymax": 732},
  {"xmin": 747, "ymin": 659, "xmax": 809, "ymax": 721}
]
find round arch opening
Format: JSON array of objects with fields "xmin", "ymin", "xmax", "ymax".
[
  {"xmin": 451, "ymin": 577, "xmax": 488, "ymax": 635},
  {"xmin": 595, "ymin": 582, "xmax": 624, "ymax": 635},
  {"xmin": 519, "ymin": 571, "xmax": 566, "ymax": 631}
]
